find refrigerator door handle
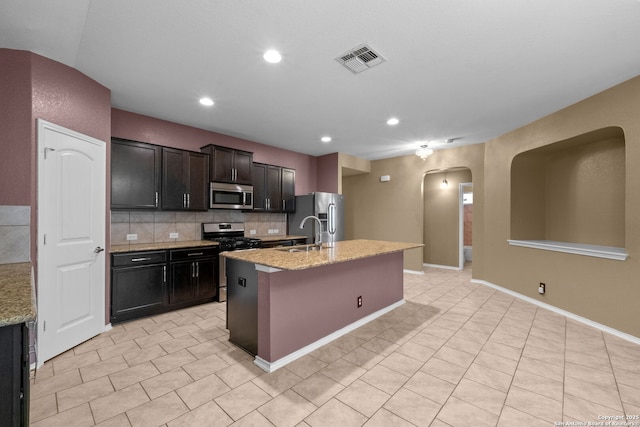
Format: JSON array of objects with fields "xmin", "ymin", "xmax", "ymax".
[{"xmin": 328, "ymin": 203, "xmax": 336, "ymax": 235}]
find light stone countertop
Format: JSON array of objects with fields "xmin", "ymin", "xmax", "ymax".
[
  {"xmin": 221, "ymin": 239, "xmax": 423, "ymax": 271},
  {"xmin": 110, "ymin": 240, "xmax": 219, "ymax": 253},
  {"xmin": 0, "ymin": 262, "xmax": 36, "ymax": 327},
  {"xmin": 255, "ymin": 235, "xmax": 307, "ymax": 242}
]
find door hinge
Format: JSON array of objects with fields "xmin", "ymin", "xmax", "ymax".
[
  {"xmin": 43, "ymin": 320, "xmax": 46, "ymax": 332},
  {"xmin": 43, "ymin": 234, "xmax": 47, "ymax": 245},
  {"xmin": 44, "ymin": 147, "xmax": 56, "ymax": 159}
]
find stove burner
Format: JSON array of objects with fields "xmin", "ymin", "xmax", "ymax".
[{"xmin": 201, "ymin": 222, "xmax": 262, "ymax": 251}]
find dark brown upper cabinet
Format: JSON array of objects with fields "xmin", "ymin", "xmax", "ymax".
[
  {"xmin": 253, "ymin": 163, "xmax": 296, "ymax": 212},
  {"xmin": 201, "ymin": 144, "xmax": 253, "ymax": 185},
  {"xmin": 111, "ymin": 138, "xmax": 162, "ymax": 210},
  {"xmin": 161, "ymin": 148, "xmax": 209, "ymax": 211},
  {"xmin": 281, "ymin": 167, "xmax": 296, "ymax": 213}
]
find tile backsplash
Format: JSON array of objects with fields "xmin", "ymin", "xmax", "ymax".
[
  {"xmin": 111, "ymin": 210, "xmax": 287, "ymax": 246},
  {"xmin": 0, "ymin": 205, "xmax": 30, "ymax": 264}
]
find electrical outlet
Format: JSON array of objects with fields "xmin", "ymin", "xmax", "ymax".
[
  {"xmin": 357, "ymin": 296, "xmax": 362, "ymax": 308},
  {"xmin": 538, "ymin": 283, "xmax": 546, "ymax": 294},
  {"xmin": 249, "ymin": 229, "xmax": 257, "ymax": 235},
  {"xmin": 169, "ymin": 232, "xmax": 179, "ymax": 239},
  {"xmin": 126, "ymin": 233, "xmax": 138, "ymax": 241}
]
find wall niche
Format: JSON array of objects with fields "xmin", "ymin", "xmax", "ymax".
[{"xmin": 509, "ymin": 126, "xmax": 627, "ymax": 260}]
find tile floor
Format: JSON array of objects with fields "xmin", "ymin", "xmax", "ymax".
[{"xmin": 30, "ymin": 266, "xmax": 640, "ymax": 426}]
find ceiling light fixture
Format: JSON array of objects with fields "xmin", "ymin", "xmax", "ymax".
[
  {"xmin": 321, "ymin": 136, "xmax": 332, "ymax": 143},
  {"xmin": 415, "ymin": 144, "xmax": 433, "ymax": 160},
  {"xmin": 199, "ymin": 97, "xmax": 214, "ymax": 106},
  {"xmin": 387, "ymin": 117, "xmax": 399, "ymax": 126},
  {"xmin": 263, "ymin": 50, "xmax": 282, "ymax": 64}
]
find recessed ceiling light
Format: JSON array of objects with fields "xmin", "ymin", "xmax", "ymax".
[
  {"xmin": 321, "ymin": 136, "xmax": 332, "ymax": 143},
  {"xmin": 199, "ymin": 97, "xmax": 214, "ymax": 106},
  {"xmin": 387, "ymin": 117, "xmax": 399, "ymax": 126},
  {"xmin": 263, "ymin": 50, "xmax": 282, "ymax": 64}
]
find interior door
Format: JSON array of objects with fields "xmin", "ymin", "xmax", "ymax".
[{"xmin": 37, "ymin": 120, "xmax": 106, "ymax": 364}]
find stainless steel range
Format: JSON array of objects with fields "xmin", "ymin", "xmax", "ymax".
[
  {"xmin": 202, "ymin": 222, "xmax": 262, "ymax": 250},
  {"xmin": 201, "ymin": 222, "xmax": 262, "ymax": 301}
]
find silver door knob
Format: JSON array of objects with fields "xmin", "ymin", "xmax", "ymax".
[{"xmin": 94, "ymin": 247, "xmax": 105, "ymax": 253}]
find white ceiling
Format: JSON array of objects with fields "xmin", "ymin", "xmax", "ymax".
[{"xmin": 2, "ymin": 0, "xmax": 640, "ymax": 160}]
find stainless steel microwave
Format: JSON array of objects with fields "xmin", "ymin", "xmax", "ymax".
[{"xmin": 210, "ymin": 182, "xmax": 253, "ymax": 210}]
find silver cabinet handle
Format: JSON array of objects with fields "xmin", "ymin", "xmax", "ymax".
[
  {"xmin": 187, "ymin": 193, "xmax": 190, "ymax": 208},
  {"xmin": 188, "ymin": 252, "xmax": 204, "ymax": 256},
  {"xmin": 94, "ymin": 246, "xmax": 105, "ymax": 254},
  {"xmin": 155, "ymin": 192, "xmax": 159, "ymax": 208},
  {"xmin": 163, "ymin": 265, "xmax": 167, "ymax": 283},
  {"xmin": 196, "ymin": 262, "xmax": 199, "ymax": 278},
  {"xmin": 131, "ymin": 257, "xmax": 151, "ymax": 262}
]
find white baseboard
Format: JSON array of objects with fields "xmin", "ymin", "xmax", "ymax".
[
  {"xmin": 254, "ymin": 300, "xmax": 406, "ymax": 373},
  {"xmin": 423, "ymin": 263, "xmax": 461, "ymax": 271},
  {"xmin": 404, "ymin": 269, "xmax": 425, "ymax": 275},
  {"xmin": 472, "ymin": 279, "xmax": 640, "ymax": 346}
]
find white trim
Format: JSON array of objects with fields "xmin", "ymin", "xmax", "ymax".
[
  {"xmin": 507, "ymin": 239, "xmax": 628, "ymax": 261},
  {"xmin": 403, "ymin": 269, "xmax": 425, "ymax": 275},
  {"xmin": 255, "ymin": 264, "xmax": 282, "ymax": 273},
  {"xmin": 472, "ymin": 279, "xmax": 640, "ymax": 346},
  {"xmin": 423, "ymin": 262, "xmax": 461, "ymax": 271},
  {"xmin": 254, "ymin": 299, "xmax": 406, "ymax": 372}
]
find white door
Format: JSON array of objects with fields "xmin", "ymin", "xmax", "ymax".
[{"xmin": 37, "ymin": 119, "xmax": 106, "ymax": 364}]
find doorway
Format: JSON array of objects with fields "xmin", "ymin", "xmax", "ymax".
[
  {"xmin": 37, "ymin": 120, "xmax": 107, "ymax": 364},
  {"xmin": 459, "ymin": 182, "xmax": 473, "ymax": 270},
  {"xmin": 423, "ymin": 168, "xmax": 471, "ymax": 270}
]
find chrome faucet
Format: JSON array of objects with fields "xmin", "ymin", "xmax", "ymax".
[{"xmin": 299, "ymin": 215, "xmax": 323, "ymax": 249}]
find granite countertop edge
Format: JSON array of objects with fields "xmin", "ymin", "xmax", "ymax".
[
  {"xmin": 111, "ymin": 240, "xmax": 219, "ymax": 253},
  {"xmin": 110, "ymin": 236, "xmax": 308, "ymax": 253},
  {"xmin": 221, "ymin": 239, "xmax": 424, "ymax": 271},
  {"xmin": 0, "ymin": 262, "xmax": 36, "ymax": 327}
]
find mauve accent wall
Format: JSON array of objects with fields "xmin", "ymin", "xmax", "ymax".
[
  {"xmin": 316, "ymin": 153, "xmax": 340, "ymax": 193},
  {"xmin": 257, "ymin": 252, "xmax": 404, "ymax": 362},
  {"xmin": 0, "ymin": 49, "xmax": 33, "ymax": 206},
  {"xmin": 111, "ymin": 108, "xmax": 317, "ymax": 195}
]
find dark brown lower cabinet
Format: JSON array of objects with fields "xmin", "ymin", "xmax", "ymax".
[
  {"xmin": 111, "ymin": 247, "xmax": 217, "ymax": 324},
  {"xmin": 169, "ymin": 247, "xmax": 217, "ymax": 306},
  {"xmin": 111, "ymin": 251, "xmax": 167, "ymax": 323},
  {"xmin": 0, "ymin": 323, "xmax": 29, "ymax": 427}
]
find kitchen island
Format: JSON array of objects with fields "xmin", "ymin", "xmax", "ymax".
[{"xmin": 221, "ymin": 239, "xmax": 422, "ymax": 372}]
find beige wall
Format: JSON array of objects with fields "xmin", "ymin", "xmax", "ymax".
[
  {"xmin": 342, "ymin": 144, "xmax": 485, "ymax": 273},
  {"xmin": 484, "ymin": 75, "xmax": 640, "ymax": 338},
  {"xmin": 343, "ymin": 74, "xmax": 640, "ymax": 338}
]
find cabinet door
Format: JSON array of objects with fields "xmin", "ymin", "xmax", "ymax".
[
  {"xmin": 169, "ymin": 261, "xmax": 194, "ymax": 304},
  {"xmin": 111, "ymin": 138, "xmax": 161, "ymax": 209},
  {"xmin": 111, "ymin": 263, "xmax": 166, "ymax": 323},
  {"xmin": 0, "ymin": 323, "xmax": 29, "ymax": 426},
  {"xmin": 252, "ymin": 163, "xmax": 267, "ymax": 211},
  {"xmin": 281, "ymin": 168, "xmax": 296, "ymax": 213},
  {"xmin": 234, "ymin": 150, "xmax": 253, "ymax": 184},
  {"xmin": 187, "ymin": 152, "xmax": 209, "ymax": 210},
  {"xmin": 266, "ymin": 165, "xmax": 282, "ymax": 211},
  {"xmin": 162, "ymin": 148, "xmax": 187, "ymax": 210},
  {"xmin": 194, "ymin": 257, "xmax": 217, "ymax": 300},
  {"xmin": 210, "ymin": 146, "xmax": 235, "ymax": 182}
]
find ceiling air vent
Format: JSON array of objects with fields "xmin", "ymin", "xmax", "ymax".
[{"xmin": 335, "ymin": 43, "xmax": 386, "ymax": 74}]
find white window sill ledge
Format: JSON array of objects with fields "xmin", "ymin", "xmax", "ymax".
[{"xmin": 507, "ymin": 240, "xmax": 628, "ymax": 261}]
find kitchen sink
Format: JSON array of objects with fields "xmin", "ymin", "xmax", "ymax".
[{"xmin": 276, "ymin": 244, "xmax": 321, "ymax": 253}]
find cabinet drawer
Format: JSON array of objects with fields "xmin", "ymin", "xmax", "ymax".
[
  {"xmin": 112, "ymin": 251, "xmax": 167, "ymax": 267},
  {"xmin": 169, "ymin": 247, "xmax": 218, "ymax": 261}
]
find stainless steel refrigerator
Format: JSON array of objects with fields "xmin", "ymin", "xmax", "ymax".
[{"xmin": 288, "ymin": 192, "xmax": 345, "ymax": 246}]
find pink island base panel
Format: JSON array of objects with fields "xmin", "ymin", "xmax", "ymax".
[{"xmin": 256, "ymin": 251, "xmax": 404, "ymax": 364}]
